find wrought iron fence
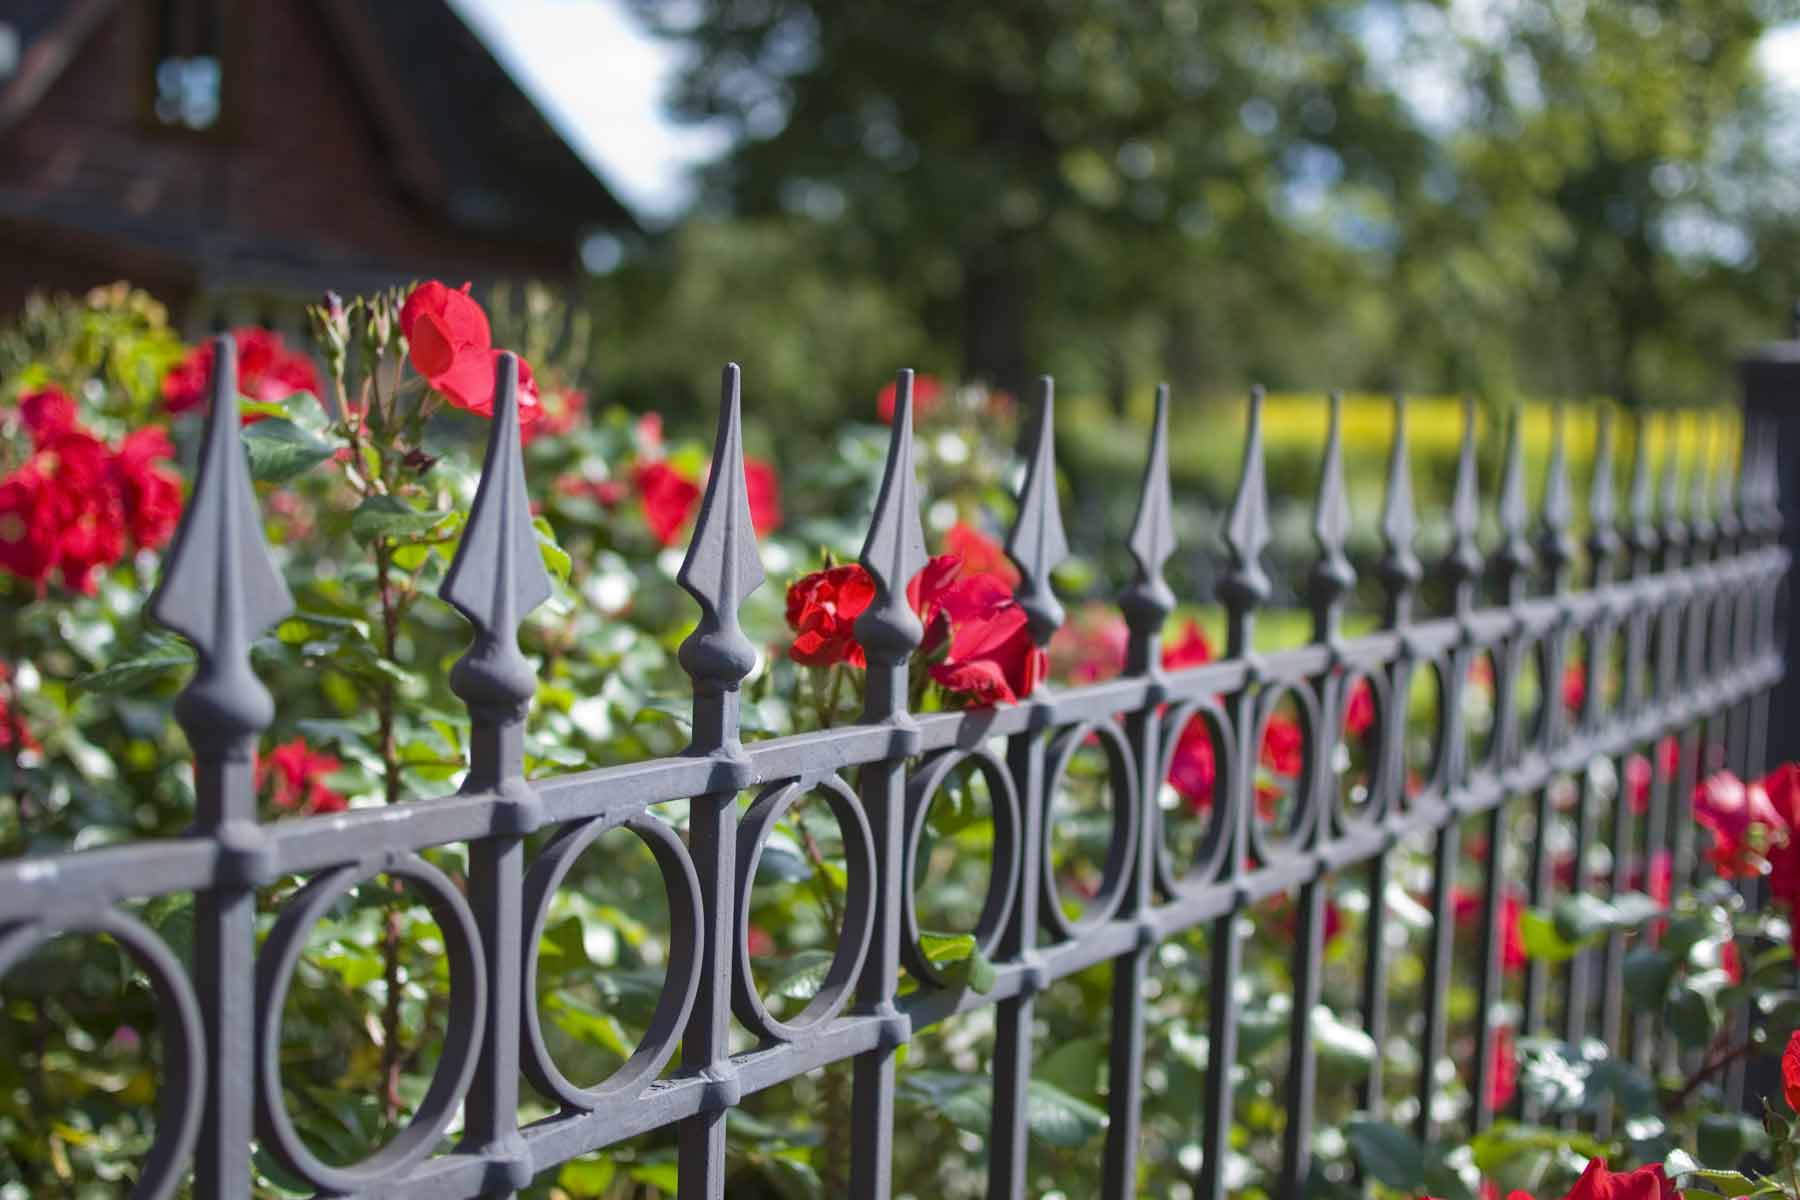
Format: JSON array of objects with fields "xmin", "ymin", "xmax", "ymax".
[{"xmin": 0, "ymin": 339, "xmax": 1787, "ymax": 1200}]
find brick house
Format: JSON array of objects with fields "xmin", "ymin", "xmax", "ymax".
[{"xmin": 0, "ymin": 0, "xmax": 638, "ymax": 334}]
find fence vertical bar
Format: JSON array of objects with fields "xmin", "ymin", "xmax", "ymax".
[
  {"xmin": 1278, "ymin": 391, "xmax": 1354, "ymax": 1195},
  {"xmin": 441, "ymin": 354, "xmax": 553, "ymax": 1196},
  {"xmin": 1198, "ymin": 386, "xmax": 1270, "ymax": 1200},
  {"xmin": 1103, "ymin": 382, "xmax": 1176, "ymax": 1200},
  {"xmin": 150, "ymin": 337, "xmax": 294, "ymax": 1199},
  {"xmin": 988, "ymin": 376, "xmax": 1069, "ymax": 1200},
  {"xmin": 674, "ymin": 364, "xmax": 767, "ymax": 1200},
  {"xmin": 848, "ymin": 370, "xmax": 929, "ymax": 1200}
]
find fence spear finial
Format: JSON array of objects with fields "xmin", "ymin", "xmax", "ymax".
[
  {"xmin": 1005, "ymin": 376, "xmax": 1069, "ymax": 646},
  {"xmin": 441, "ymin": 354, "xmax": 553, "ymax": 749},
  {"xmin": 1687, "ymin": 414, "xmax": 1717, "ymax": 549},
  {"xmin": 1537, "ymin": 401, "xmax": 1575, "ymax": 589},
  {"xmin": 1445, "ymin": 395, "xmax": 1483, "ymax": 612},
  {"xmin": 1377, "ymin": 392, "xmax": 1421, "ymax": 623},
  {"xmin": 856, "ymin": 369, "xmax": 929, "ymax": 668},
  {"xmin": 1713, "ymin": 412, "xmax": 1741, "ymax": 545},
  {"xmin": 677, "ymin": 363, "xmax": 766, "ymax": 701},
  {"xmin": 1120, "ymin": 383, "xmax": 1176, "ymax": 670},
  {"xmin": 1218, "ymin": 385, "xmax": 1271, "ymax": 654},
  {"xmin": 1497, "ymin": 405, "xmax": 1535, "ymax": 601},
  {"xmin": 1309, "ymin": 390, "xmax": 1354, "ymax": 637},
  {"xmin": 1587, "ymin": 407, "xmax": 1620, "ymax": 579},
  {"xmin": 1627, "ymin": 412, "xmax": 1657, "ymax": 572},
  {"xmin": 150, "ymin": 334, "xmax": 291, "ymax": 760}
]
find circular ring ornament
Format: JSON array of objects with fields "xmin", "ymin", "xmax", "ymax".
[
  {"xmin": 0, "ymin": 911, "xmax": 205, "ymax": 1200},
  {"xmin": 1244, "ymin": 679, "xmax": 1323, "ymax": 866},
  {"xmin": 1039, "ymin": 719, "xmax": 1139, "ymax": 941},
  {"xmin": 521, "ymin": 811, "xmax": 702, "ymax": 1110},
  {"xmin": 255, "ymin": 855, "xmax": 485, "ymax": 1192},
  {"xmin": 1331, "ymin": 668, "xmax": 1390, "ymax": 834},
  {"xmin": 899, "ymin": 746, "xmax": 1021, "ymax": 988},
  {"xmin": 1152, "ymin": 695, "xmax": 1236, "ymax": 899},
  {"xmin": 732, "ymin": 774, "xmax": 876, "ymax": 1042}
]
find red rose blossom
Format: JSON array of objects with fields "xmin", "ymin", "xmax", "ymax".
[
  {"xmin": 399, "ymin": 281, "xmax": 541, "ymax": 422},
  {"xmin": 112, "ymin": 428, "xmax": 183, "ymax": 551},
  {"xmin": 744, "ymin": 457, "xmax": 782, "ymax": 536},
  {"xmin": 1163, "ymin": 619, "xmax": 1215, "ymax": 670},
  {"xmin": 1453, "ymin": 886, "xmax": 1527, "ymax": 972},
  {"xmin": 1693, "ymin": 770, "xmax": 1785, "ymax": 878},
  {"xmin": 1784, "ymin": 1028, "xmax": 1800, "ymax": 1113},
  {"xmin": 19, "ymin": 387, "xmax": 78, "ymax": 443},
  {"xmin": 258, "ymin": 738, "xmax": 348, "ymax": 815},
  {"xmin": 1561, "ymin": 1157, "xmax": 1676, "ymax": 1200},
  {"xmin": 876, "ymin": 373, "xmax": 944, "ymax": 423},
  {"xmin": 943, "ymin": 521, "xmax": 1020, "ymax": 587},
  {"xmin": 163, "ymin": 327, "xmax": 320, "ymax": 418},
  {"xmin": 635, "ymin": 460, "xmax": 702, "ymax": 548},
  {"xmin": 1048, "ymin": 603, "xmax": 1129, "ymax": 684},
  {"xmin": 786, "ymin": 564, "xmax": 876, "ymax": 668},
  {"xmin": 1487, "ymin": 1024, "xmax": 1518, "ymax": 1112}
]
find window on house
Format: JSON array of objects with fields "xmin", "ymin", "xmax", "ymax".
[{"xmin": 151, "ymin": 0, "xmax": 224, "ymax": 130}]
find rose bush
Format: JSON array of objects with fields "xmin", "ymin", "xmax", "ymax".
[{"xmin": 0, "ymin": 283, "xmax": 1787, "ymax": 1199}]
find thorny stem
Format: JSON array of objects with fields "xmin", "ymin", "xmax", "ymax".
[{"xmin": 1666, "ymin": 1037, "xmax": 1755, "ymax": 1110}]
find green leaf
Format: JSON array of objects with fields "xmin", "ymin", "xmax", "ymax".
[
  {"xmin": 349, "ymin": 495, "xmax": 449, "ymax": 545},
  {"xmin": 242, "ymin": 418, "xmax": 334, "ymax": 482},
  {"xmin": 1024, "ymin": 1079, "xmax": 1108, "ymax": 1147},
  {"xmin": 1623, "ymin": 946, "xmax": 1676, "ymax": 1010},
  {"xmin": 534, "ymin": 516, "xmax": 572, "ymax": 585},
  {"xmin": 1697, "ymin": 1113, "xmax": 1765, "ymax": 1169},
  {"xmin": 1520, "ymin": 908, "xmax": 1583, "ymax": 963},
  {"xmin": 1554, "ymin": 893, "xmax": 1620, "ymax": 942},
  {"xmin": 71, "ymin": 641, "xmax": 195, "ymax": 694},
  {"xmin": 557, "ymin": 1158, "xmax": 616, "ymax": 1194},
  {"xmin": 765, "ymin": 949, "xmax": 835, "ymax": 1001},
  {"xmin": 1346, "ymin": 1119, "xmax": 1425, "ymax": 1190},
  {"xmin": 1667, "ymin": 986, "xmax": 1719, "ymax": 1047}
]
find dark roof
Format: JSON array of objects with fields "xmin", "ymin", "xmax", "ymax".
[
  {"xmin": 355, "ymin": 3, "xmax": 640, "ymax": 240},
  {"xmin": 0, "ymin": 0, "xmax": 639, "ymax": 247}
]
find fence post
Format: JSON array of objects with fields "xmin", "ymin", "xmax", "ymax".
[{"xmin": 1739, "ymin": 317, "xmax": 1800, "ymax": 770}]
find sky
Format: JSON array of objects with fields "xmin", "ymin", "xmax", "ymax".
[{"xmin": 453, "ymin": 0, "xmax": 1800, "ymax": 228}]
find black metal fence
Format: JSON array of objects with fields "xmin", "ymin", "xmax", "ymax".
[{"xmin": 0, "ymin": 337, "xmax": 1788, "ymax": 1200}]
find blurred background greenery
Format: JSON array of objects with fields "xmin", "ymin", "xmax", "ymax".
[{"xmin": 584, "ymin": 0, "xmax": 1800, "ymax": 437}]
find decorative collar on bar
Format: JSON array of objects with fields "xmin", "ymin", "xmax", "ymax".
[
  {"xmin": 1005, "ymin": 375, "xmax": 1068, "ymax": 647},
  {"xmin": 676, "ymin": 363, "xmax": 766, "ymax": 699},
  {"xmin": 1217, "ymin": 385, "xmax": 1271, "ymax": 653},
  {"xmin": 150, "ymin": 335, "xmax": 292, "ymax": 761},
  {"xmin": 1444, "ymin": 395, "xmax": 1483, "ymax": 612},
  {"xmin": 1626, "ymin": 413, "xmax": 1658, "ymax": 568},
  {"xmin": 1308, "ymin": 391, "xmax": 1355, "ymax": 639},
  {"xmin": 440, "ymin": 353, "xmax": 553, "ymax": 728},
  {"xmin": 1120, "ymin": 383, "xmax": 1176, "ymax": 667},
  {"xmin": 1376, "ymin": 391, "xmax": 1421, "ymax": 619},
  {"xmin": 1585, "ymin": 407, "xmax": 1621, "ymax": 581},
  {"xmin": 855, "ymin": 368, "xmax": 929, "ymax": 667},
  {"xmin": 1535, "ymin": 401, "xmax": 1575, "ymax": 589},
  {"xmin": 1496, "ymin": 406, "xmax": 1535, "ymax": 601}
]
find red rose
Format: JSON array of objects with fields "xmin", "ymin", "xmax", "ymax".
[
  {"xmin": 1169, "ymin": 715, "xmax": 1218, "ymax": 812},
  {"xmin": 944, "ymin": 521, "xmax": 1020, "ymax": 587},
  {"xmin": 635, "ymin": 460, "xmax": 702, "ymax": 548},
  {"xmin": 1784, "ymin": 1028, "xmax": 1800, "ymax": 1113},
  {"xmin": 1344, "ymin": 677, "xmax": 1375, "ymax": 736},
  {"xmin": 399, "ymin": 281, "xmax": 541, "ymax": 421},
  {"xmin": 1762, "ymin": 764, "xmax": 1800, "ymax": 945},
  {"xmin": 19, "ymin": 387, "xmax": 77, "ymax": 444},
  {"xmin": 0, "ymin": 428, "xmax": 127, "ymax": 594},
  {"xmin": 1693, "ymin": 770, "xmax": 1785, "ymax": 878},
  {"xmin": 1163, "ymin": 619, "xmax": 1215, "ymax": 670},
  {"xmin": 745, "ymin": 457, "xmax": 781, "ymax": 536},
  {"xmin": 1561, "ymin": 1157, "xmax": 1676, "ymax": 1200},
  {"xmin": 1487, "ymin": 1024, "xmax": 1518, "ymax": 1112},
  {"xmin": 876, "ymin": 373, "xmax": 944, "ymax": 423},
  {"xmin": 787, "ymin": 564, "xmax": 876, "ymax": 668},
  {"xmin": 926, "ymin": 573, "xmax": 1045, "ymax": 704},
  {"xmin": 112, "ymin": 428, "xmax": 183, "ymax": 551},
  {"xmin": 163, "ymin": 327, "xmax": 320, "ymax": 417},
  {"xmin": 1562, "ymin": 661, "xmax": 1587, "ymax": 715},
  {"xmin": 1261, "ymin": 715, "xmax": 1304, "ymax": 777},
  {"xmin": 258, "ymin": 738, "xmax": 347, "ymax": 815},
  {"xmin": 1453, "ymin": 886, "xmax": 1527, "ymax": 972}
]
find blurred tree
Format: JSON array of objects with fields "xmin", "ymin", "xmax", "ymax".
[{"xmin": 624, "ymin": 0, "xmax": 1800, "ymax": 409}]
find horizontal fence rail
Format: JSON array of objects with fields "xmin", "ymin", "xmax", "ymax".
[{"xmin": 0, "ymin": 342, "xmax": 1788, "ymax": 1200}]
